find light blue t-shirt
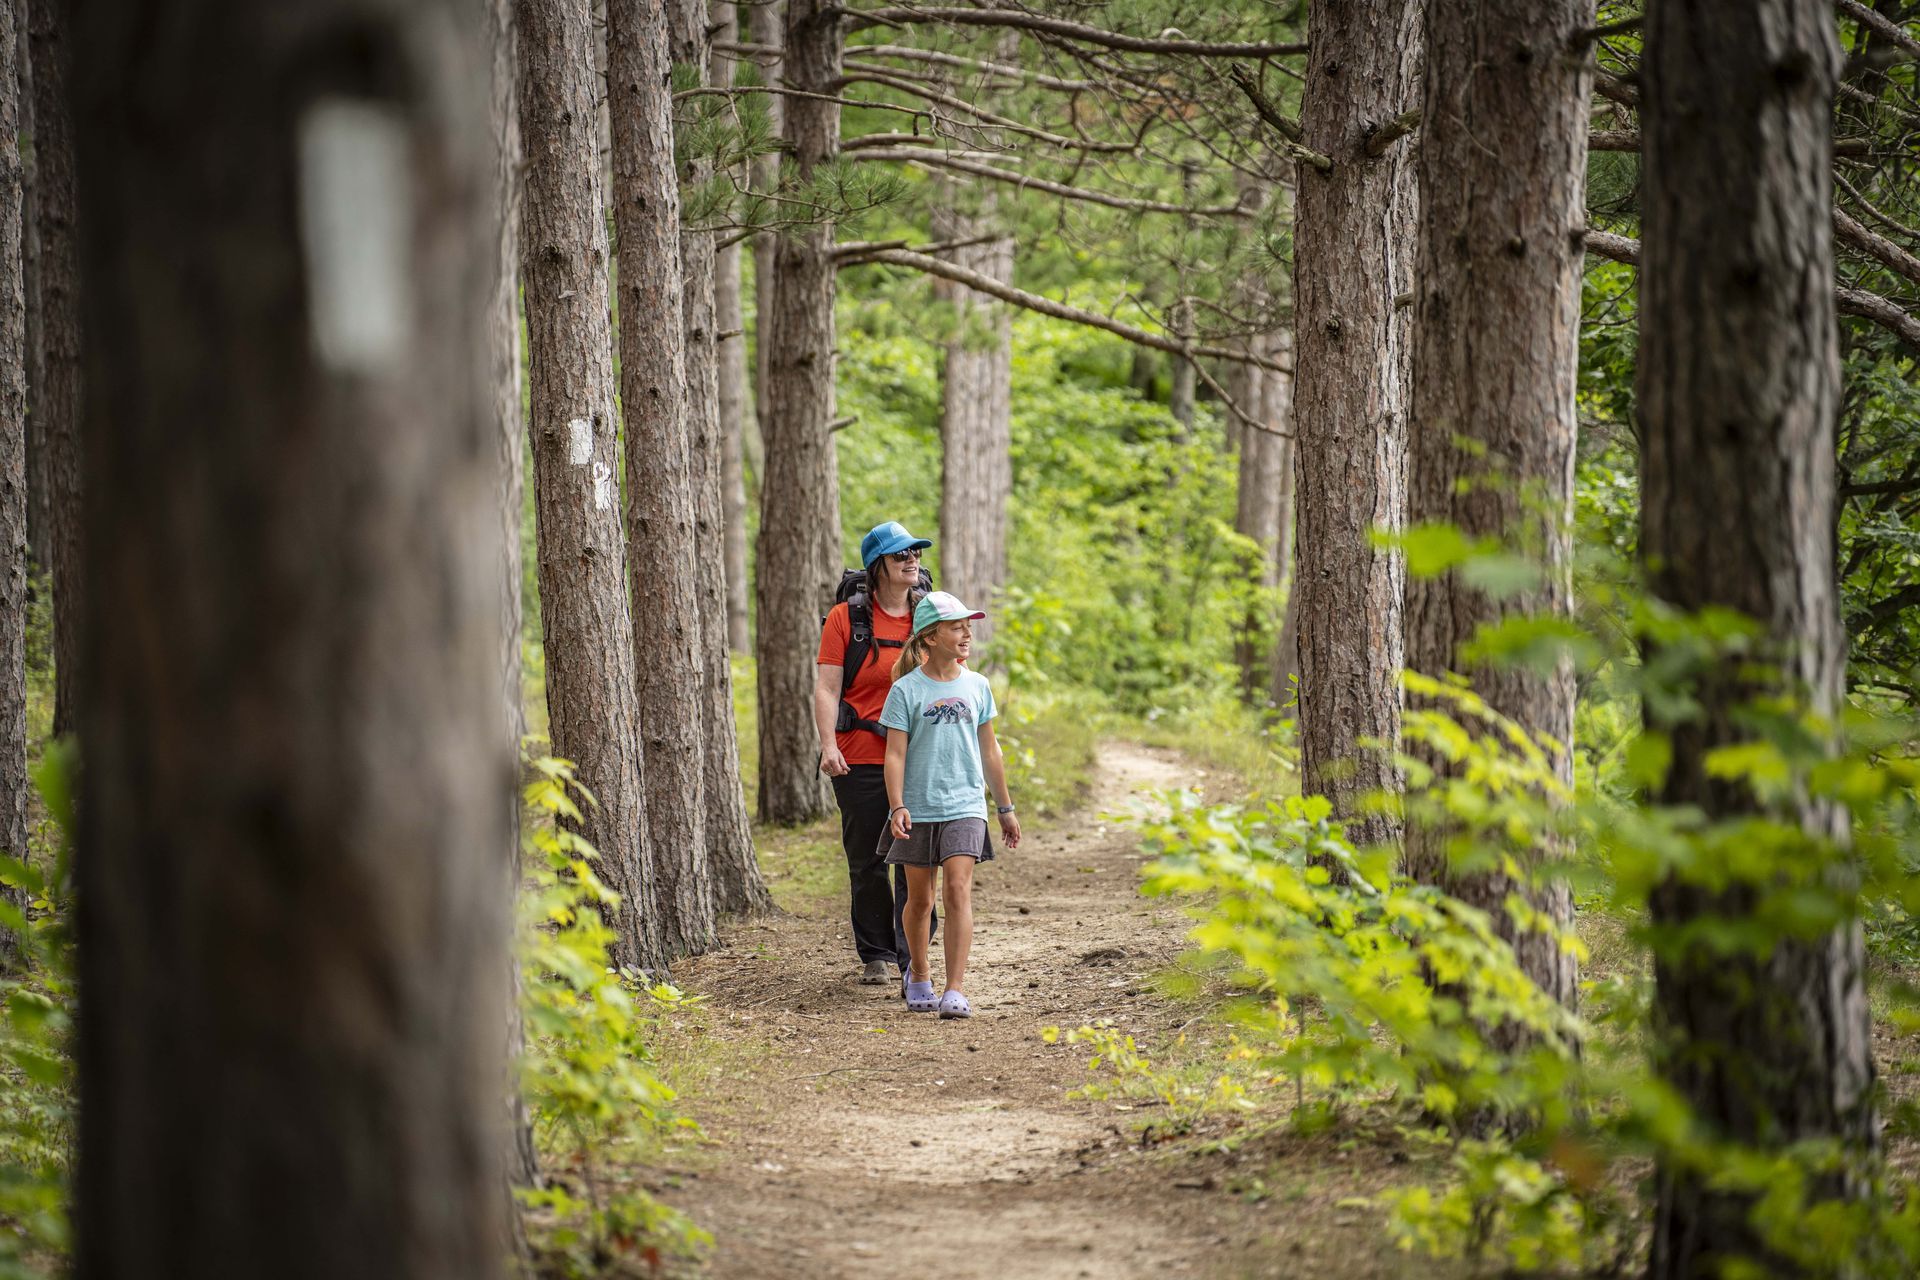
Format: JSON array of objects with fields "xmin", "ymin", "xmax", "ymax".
[{"xmin": 879, "ymin": 667, "xmax": 997, "ymax": 823}]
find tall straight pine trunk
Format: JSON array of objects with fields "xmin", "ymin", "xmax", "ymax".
[
  {"xmin": 26, "ymin": 0, "xmax": 75, "ymax": 738},
  {"xmin": 1291, "ymin": 0, "xmax": 1420, "ymax": 851},
  {"xmin": 1638, "ymin": 2, "xmax": 1877, "ymax": 1274},
  {"xmin": 755, "ymin": 0, "xmax": 841, "ymax": 823},
  {"xmin": 1400, "ymin": 0, "xmax": 1591, "ymax": 1017},
  {"xmin": 713, "ymin": 0, "xmax": 752, "ymax": 654},
  {"xmin": 934, "ymin": 199, "xmax": 1014, "ymax": 647},
  {"xmin": 607, "ymin": 0, "xmax": 717, "ymax": 954},
  {"xmin": 72, "ymin": 2, "xmax": 512, "ymax": 1272},
  {"xmin": 1233, "ymin": 328, "xmax": 1294, "ymax": 707},
  {"xmin": 519, "ymin": 0, "xmax": 667, "ymax": 971},
  {"xmin": 671, "ymin": 0, "xmax": 771, "ymax": 916},
  {"xmin": 0, "ymin": 0, "xmax": 26, "ymax": 968}
]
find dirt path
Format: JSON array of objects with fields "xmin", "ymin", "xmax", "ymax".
[{"xmin": 660, "ymin": 741, "xmax": 1259, "ymax": 1279}]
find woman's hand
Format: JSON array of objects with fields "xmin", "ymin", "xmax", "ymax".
[
  {"xmin": 819, "ymin": 743, "xmax": 849, "ymax": 777},
  {"xmin": 998, "ymin": 810, "xmax": 1021, "ymax": 850},
  {"xmin": 889, "ymin": 806, "xmax": 912, "ymax": 841}
]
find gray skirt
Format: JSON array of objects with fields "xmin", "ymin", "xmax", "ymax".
[{"xmin": 881, "ymin": 816, "xmax": 994, "ymax": 867}]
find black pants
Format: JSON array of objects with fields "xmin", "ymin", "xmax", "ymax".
[{"xmin": 831, "ymin": 764, "xmax": 933, "ymax": 967}]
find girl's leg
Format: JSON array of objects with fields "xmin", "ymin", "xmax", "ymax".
[
  {"xmin": 939, "ymin": 856, "xmax": 976, "ymax": 994},
  {"xmin": 902, "ymin": 866, "xmax": 938, "ymax": 981}
]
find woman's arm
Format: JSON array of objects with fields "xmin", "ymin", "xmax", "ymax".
[
  {"xmin": 978, "ymin": 721, "xmax": 1020, "ymax": 849},
  {"xmin": 813, "ymin": 663, "xmax": 848, "ymax": 776},
  {"xmin": 885, "ymin": 729, "xmax": 911, "ymax": 839}
]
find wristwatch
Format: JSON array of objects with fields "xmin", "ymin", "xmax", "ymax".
[{"xmin": 996, "ymin": 804, "xmax": 1016, "ymax": 814}]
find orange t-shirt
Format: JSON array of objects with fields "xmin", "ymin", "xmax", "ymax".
[{"xmin": 816, "ymin": 599, "xmax": 915, "ymax": 765}]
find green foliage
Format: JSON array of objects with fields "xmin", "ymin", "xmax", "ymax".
[
  {"xmin": 0, "ymin": 744, "xmax": 78, "ymax": 1280},
  {"xmin": 517, "ymin": 755, "xmax": 711, "ymax": 1275}
]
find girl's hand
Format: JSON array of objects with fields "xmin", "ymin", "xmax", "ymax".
[
  {"xmin": 889, "ymin": 806, "xmax": 912, "ymax": 841},
  {"xmin": 998, "ymin": 810, "xmax": 1021, "ymax": 850}
]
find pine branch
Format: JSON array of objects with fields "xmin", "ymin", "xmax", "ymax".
[
  {"xmin": 846, "ymin": 146, "xmax": 1253, "ymax": 216},
  {"xmin": 838, "ymin": 246, "xmax": 1293, "ymax": 373},
  {"xmin": 837, "ymin": 67, "xmax": 1134, "ymax": 150},
  {"xmin": 1835, "ymin": 208, "xmax": 1920, "ymax": 290},
  {"xmin": 1838, "ymin": 0, "xmax": 1920, "ymax": 62},
  {"xmin": 849, "ymin": 43, "xmax": 1097, "ymax": 91},
  {"xmin": 844, "ymin": 6, "xmax": 1308, "ymax": 58},
  {"xmin": 1583, "ymin": 227, "xmax": 1920, "ymax": 354},
  {"xmin": 1226, "ymin": 64, "xmax": 1331, "ymax": 173}
]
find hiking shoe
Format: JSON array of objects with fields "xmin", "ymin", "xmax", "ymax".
[
  {"xmin": 905, "ymin": 977, "xmax": 938, "ymax": 1012},
  {"xmin": 859, "ymin": 960, "xmax": 889, "ymax": 985},
  {"xmin": 937, "ymin": 990, "xmax": 973, "ymax": 1020}
]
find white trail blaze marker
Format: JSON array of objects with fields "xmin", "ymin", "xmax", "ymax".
[{"xmin": 297, "ymin": 98, "xmax": 415, "ymax": 374}]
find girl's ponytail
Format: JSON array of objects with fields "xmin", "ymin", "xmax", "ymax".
[{"xmin": 892, "ymin": 629, "xmax": 929, "ymax": 681}]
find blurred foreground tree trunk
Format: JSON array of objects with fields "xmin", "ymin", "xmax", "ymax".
[
  {"xmin": 520, "ymin": 0, "xmax": 666, "ymax": 970},
  {"xmin": 26, "ymin": 0, "xmax": 74, "ymax": 737},
  {"xmin": 1400, "ymin": 0, "xmax": 1590, "ymax": 1018},
  {"xmin": 755, "ymin": 0, "xmax": 840, "ymax": 823},
  {"xmin": 671, "ymin": 0, "xmax": 770, "ymax": 916},
  {"xmin": 0, "ymin": 0, "xmax": 25, "ymax": 968},
  {"xmin": 1290, "ymin": 0, "xmax": 1419, "ymax": 853},
  {"xmin": 486, "ymin": 0, "xmax": 540, "ymax": 1218},
  {"xmin": 1638, "ymin": 1, "xmax": 1878, "ymax": 1274},
  {"xmin": 713, "ymin": 0, "xmax": 751, "ymax": 653},
  {"xmin": 73, "ymin": 0, "xmax": 512, "ymax": 1272},
  {"xmin": 607, "ymin": 0, "xmax": 716, "ymax": 953},
  {"xmin": 934, "ymin": 198, "xmax": 1013, "ymax": 647}
]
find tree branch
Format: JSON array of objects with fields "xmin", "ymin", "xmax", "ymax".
[
  {"xmin": 1587, "ymin": 128, "xmax": 1870, "ymax": 156},
  {"xmin": 837, "ymin": 68, "xmax": 1134, "ymax": 150},
  {"xmin": 849, "ymin": 43, "xmax": 1097, "ymax": 91},
  {"xmin": 840, "ymin": 246, "xmax": 1293, "ymax": 372},
  {"xmin": 1838, "ymin": 0, "xmax": 1920, "ymax": 62},
  {"xmin": 1836, "ymin": 207, "xmax": 1920, "ymax": 290},
  {"xmin": 845, "ymin": 6, "xmax": 1309, "ymax": 57},
  {"xmin": 1573, "ymin": 14, "xmax": 1644, "ymax": 47},
  {"xmin": 846, "ymin": 146, "xmax": 1253, "ymax": 216},
  {"xmin": 1226, "ymin": 64, "xmax": 1332, "ymax": 172},
  {"xmin": 1584, "ymin": 227, "xmax": 1920, "ymax": 354},
  {"xmin": 1366, "ymin": 109, "xmax": 1422, "ymax": 157}
]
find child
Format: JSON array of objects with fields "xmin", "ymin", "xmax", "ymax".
[{"xmin": 879, "ymin": 592, "xmax": 1021, "ymax": 1019}]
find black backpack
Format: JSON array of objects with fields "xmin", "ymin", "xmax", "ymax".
[{"xmin": 826, "ymin": 566, "xmax": 931, "ymax": 738}]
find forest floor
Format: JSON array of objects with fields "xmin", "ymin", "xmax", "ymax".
[{"xmin": 652, "ymin": 742, "xmax": 1444, "ymax": 1280}]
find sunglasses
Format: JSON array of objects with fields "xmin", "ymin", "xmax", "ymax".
[{"xmin": 887, "ymin": 548, "xmax": 923, "ymax": 562}]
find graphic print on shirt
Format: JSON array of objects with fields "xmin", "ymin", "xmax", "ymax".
[{"xmin": 923, "ymin": 697, "xmax": 972, "ymax": 726}]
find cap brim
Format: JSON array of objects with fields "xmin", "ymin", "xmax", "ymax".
[{"xmin": 870, "ymin": 535, "xmax": 934, "ymax": 560}]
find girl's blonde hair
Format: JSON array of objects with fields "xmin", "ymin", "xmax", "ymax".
[{"xmin": 892, "ymin": 627, "xmax": 934, "ymax": 682}]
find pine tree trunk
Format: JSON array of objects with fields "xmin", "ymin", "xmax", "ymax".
[
  {"xmin": 486, "ymin": 0, "xmax": 540, "ymax": 1218},
  {"xmin": 755, "ymin": 0, "xmax": 840, "ymax": 824},
  {"xmin": 1167, "ymin": 301, "xmax": 1196, "ymax": 432},
  {"xmin": 26, "ymin": 0, "xmax": 75, "ymax": 738},
  {"xmin": 713, "ymin": 1, "xmax": 752, "ymax": 655},
  {"xmin": 607, "ymin": 0, "xmax": 717, "ymax": 954},
  {"xmin": 72, "ymin": 2, "xmax": 511, "ymax": 1271},
  {"xmin": 1233, "ymin": 330, "xmax": 1293, "ymax": 708},
  {"xmin": 0, "ymin": 0, "xmax": 27, "ymax": 968},
  {"xmin": 1638, "ymin": 3, "xmax": 1876, "ymax": 1273},
  {"xmin": 1291, "ymin": 0, "xmax": 1420, "ymax": 852},
  {"xmin": 17, "ymin": 0, "xmax": 38, "ymax": 575},
  {"xmin": 521, "ymin": 0, "xmax": 668, "ymax": 975},
  {"xmin": 934, "ymin": 201, "xmax": 1013, "ymax": 647},
  {"xmin": 672, "ymin": 0, "xmax": 771, "ymax": 917},
  {"xmin": 748, "ymin": 0, "xmax": 783, "ymax": 468},
  {"xmin": 1400, "ymin": 0, "xmax": 1590, "ymax": 1019}
]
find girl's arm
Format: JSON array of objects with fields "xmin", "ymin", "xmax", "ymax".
[
  {"xmin": 885, "ymin": 728, "xmax": 911, "ymax": 839},
  {"xmin": 978, "ymin": 721, "xmax": 1020, "ymax": 850}
]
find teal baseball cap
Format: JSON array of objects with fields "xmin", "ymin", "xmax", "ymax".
[
  {"xmin": 913, "ymin": 591, "xmax": 986, "ymax": 635},
  {"xmin": 860, "ymin": 520, "xmax": 933, "ymax": 567}
]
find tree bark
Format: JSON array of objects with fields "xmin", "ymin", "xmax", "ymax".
[
  {"xmin": 672, "ymin": 0, "xmax": 771, "ymax": 917},
  {"xmin": 607, "ymin": 0, "xmax": 717, "ymax": 954},
  {"xmin": 17, "ymin": 0, "xmax": 38, "ymax": 574},
  {"xmin": 755, "ymin": 0, "xmax": 841, "ymax": 824},
  {"xmin": 72, "ymin": 2, "xmax": 511, "ymax": 1272},
  {"xmin": 1639, "ymin": 2, "xmax": 1876, "ymax": 1274},
  {"xmin": 748, "ymin": 0, "xmax": 782, "ymax": 472},
  {"xmin": 0, "ymin": 0, "xmax": 26, "ymax": 968},
  {"xmin": 934, "ymin": 198, "xmax": 1013, "ymax": 648},
  {"xmin": 486, "ymin": 0, "xmax": 540, "ymax": 1219},
  {"xmin": 521, "ymin": 0, "xmax": 667, "ymax": 975},
  {"xmin": 26, "ymin": 0, "xmax": 75, "ymax": 738},
  {"xmin": 1290, "ymin": 0, "xmax": 1420, "ymax": 851},
  {"xmin": 1400, "ymin": 0, "xmax": 1590, "ymax": 1021},
  {"xmin": 714, "ymin": 1, "xmax": 752, "ymax": 655},
  {"xmin": 1233, "ymin": 328, "xmax": 1293, "ymax": 708}
]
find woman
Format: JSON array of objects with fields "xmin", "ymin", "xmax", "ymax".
[{"xmin": 815, "ymin": 520, "xmax": 935, "ymax": 987}]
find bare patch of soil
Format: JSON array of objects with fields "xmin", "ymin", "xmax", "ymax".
[{"xmin": 656, "ymin": 743, "xmax": 1426, "ymax": 1280}]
